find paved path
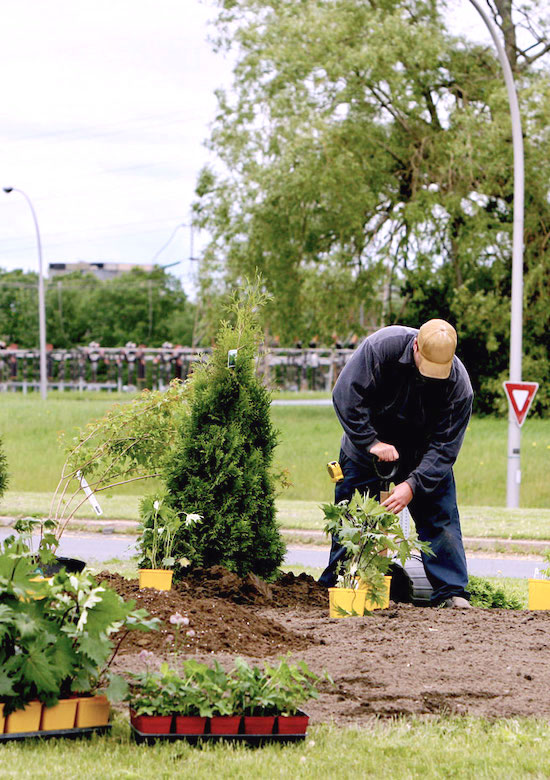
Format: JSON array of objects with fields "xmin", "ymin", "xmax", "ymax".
[{"xmin": 0, "ymin": 528, "xmax": 543, "ymax": 579}]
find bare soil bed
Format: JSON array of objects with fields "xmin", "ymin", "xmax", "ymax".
[{"xmin": 100, "ymin": 567, "xmax": 550, "ymax": 724}]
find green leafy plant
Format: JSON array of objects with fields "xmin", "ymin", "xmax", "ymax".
[
  {"xmin": 47, "ymin": 380, "xmax": 187, "ymax": 549},
  {"xmin": 467, "ymin": 576, "xmax": 523, "ymax": 610},
  {"xmin": 230, "ymin": 657, "xmax": 328, "ymax": 717},
  {"xmin": 125, "ymin": 656, "xmax": 328, "ymax": 719},
  {"xmin": 127, "ymin": 657, "xmax": 234, "ymax": 718},
  {"xmin": 126, "ymin": 657, "xmax": 184, "ymax": 717},
  {"xmin": 322, "ymin": 491, "xmax": 432, "ymax": 608},
  {"xmin": 0, "ymin": 535, "xmax": 159, "ymax": 716},
  {"xmin": 137, "ymin": 492, "xmax": 201, "ymax": 570},
  {"xmin": 537, "ymin": 550, "xmax": 550, "ymax": 580}
]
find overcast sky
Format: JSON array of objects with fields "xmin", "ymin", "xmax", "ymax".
[{"xmin": 0, "ymin": 1, "xmax": 490, "ymax": 298}]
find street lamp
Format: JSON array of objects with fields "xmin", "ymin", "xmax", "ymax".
[
  {"xmin": 466, "ymin": 0, "xmax": 525, "ymax": 507},
  {"xmin": 3, "ymin": 187, "xmax": 48, "ymax": 400}
]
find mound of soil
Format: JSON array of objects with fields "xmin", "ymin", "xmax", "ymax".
[
  {"xmin": 100, "ymin": 567, "xmax": 550, "ymax": 724},
  {"xmin": 98, "ymin": 569, "xmax": 317, "ymax": 657}
]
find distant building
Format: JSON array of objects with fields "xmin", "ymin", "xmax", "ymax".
[{"xmin": 48, "ymin": 261, "xmax": 155, "ymax": 281}]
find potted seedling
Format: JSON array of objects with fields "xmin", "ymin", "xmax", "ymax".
[
  {"xmin": 230, "ymin": 657, "xmax": 327, "ymax": 735},
  {"xmin": 322, "ymin": 491, "xmax": 432, "ymax": 617},
  {"xmin": 127, "ymin": 658, "xmax": 220, "ymax": 736},
  {"xmin": 0, "ymin": 533, "xmax": 158, "ymax": 735},
  {"xmin": 127, "ymin": 657, "xmax": 182, "ymax": 734},
  {"xmin": 263, "ymin": 657, "xmax": 326, "ymax": 735},
  {"xmin": 137, "ymin": 492, "xmax": 202, "ymax": 590},
  {"xmin": 528, "ymin": 551, "xmax": 550, "ymax": 610}
]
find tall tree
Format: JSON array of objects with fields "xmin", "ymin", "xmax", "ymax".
[{"xmin": 195, "ymin": 0, "xmax": 550, "ymax": 411}]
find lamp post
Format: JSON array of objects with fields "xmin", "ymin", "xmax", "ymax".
[
  {"xmin": 466, "ymin": 0, "xmax": 525, "ymax": 507},
  {"xmin": 3, "ymin": 187, "xmax": 48, "ymax": 400}
]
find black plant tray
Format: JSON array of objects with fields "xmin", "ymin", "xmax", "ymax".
[
  {"xmin": 0, "ymin": 725, "xmax": 111, "ymax": 743},
  {"xmin": 130, "ymin": 725, "xmax": 306, "ymax": 746}
]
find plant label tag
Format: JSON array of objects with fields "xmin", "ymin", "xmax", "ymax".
[{"xmin": 77, "ymin": 471, "xmax": 103, "ymax": 516}]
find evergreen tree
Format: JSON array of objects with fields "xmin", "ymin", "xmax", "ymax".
[
  {"xmin": 0, "ymin": 436, "xmax": 8, "ymax": 499},
  {"xmin": 165, "ymin": 281, "xmax": 285, "ymax": 579}
]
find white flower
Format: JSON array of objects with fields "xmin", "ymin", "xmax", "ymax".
[
  {"xmin": 185, "ymin": 513, "xmax": 202, "ymax": 526},
  {"xmin": 186, "ymin": 629, "xmax": 196, "ymax": 637},
  {"xmin": 153, "ymin": 500, "xmax": 160, "ymax": 511}
]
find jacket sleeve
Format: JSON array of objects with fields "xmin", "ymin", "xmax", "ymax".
[
  {"xmin": 405, "ymin": 392, "xmax": 473, "ymax": 494},
  {"xmin": 332, "ymin": 340, "xmax": 380, "ymax": 453}
]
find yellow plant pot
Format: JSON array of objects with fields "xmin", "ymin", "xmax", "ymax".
[
  {"xmin": 528, "ymin": 578, "xmax": 550, "ymax": 610},
  {"xmin": 75, "ymin": 695, "xmax": 110, "ymax": 728},
  {"xmin": 138, "ymin": 569, "xmax": 173, "ymax": 591},
  {"xmin": 358, "ymin": 575, "xmax": 392, "ymax": 610},
  {"xmin": 0, "ymin": 703, "xmax": 5, "ymax": 734},
  {"xmin": 5, "ymin": 701, "xmax": 42, "ymax": 734},
  {"xmin": 40, "ymin": 698, "xmax": 78, "ymax": 731},
  {"xmin": 328, "ymin": 587, "xmax": 368, "ymax": 618},
  {"xmin": 20, "ymin": 576, "xmax": 52, "ymax": 602}
]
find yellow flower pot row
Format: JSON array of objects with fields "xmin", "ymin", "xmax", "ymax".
[
  {"xmin": 0, "ymin": 695, "xmax": 110, "ymax": 735},
  {"xmin": 328, "ymin": 576, "xmax": 392, "ymax": 618}
]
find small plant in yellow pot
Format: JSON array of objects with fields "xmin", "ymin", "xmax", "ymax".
[
  {"xmin": 137, "ymin": 492, "xmax": 202, "ymax": 591},
  {"xmin": 322, "ymin": 491, "xmax": 432, "ymax": 618},
  {"xmin": 528, "ymin": 552, "xmax": 550, "ymax": 610}
]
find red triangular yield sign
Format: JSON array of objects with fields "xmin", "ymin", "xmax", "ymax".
[{"xmin": 503, "ymin": 381, "xmax": 539, "ymax": 426}]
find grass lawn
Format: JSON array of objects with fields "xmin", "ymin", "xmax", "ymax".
[
  {"xmin": 1, "ymin": 393, "xmax": 549, "ymax": 535},
  {"xmin": 3, "ymin": 716, "xmax": 550, "ymax": 779}
]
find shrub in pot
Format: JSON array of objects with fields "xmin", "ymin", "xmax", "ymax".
[
  {"xmin": 0, "ymin": 534, "xmax": 159, "ymax": 732},
  {"xmin": 136, "ymin": 492, "xmax": 201, "ymax": 591},
  {"xmin": 322, "ymin": 491, "xmax": 432, "ymax": 617}
]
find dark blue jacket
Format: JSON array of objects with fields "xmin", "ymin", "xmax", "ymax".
[{"xmin": 333, "ymin": 326, "xmax": 473, "ymax": 495}]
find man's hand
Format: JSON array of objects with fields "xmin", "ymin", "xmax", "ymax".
[
  {"xmin": 369, "ymin": 441, "xmax": 399, "ymax": 461},
  {"xmin": 381, "ymin": 481, "xmax": 413, "ymax": 514}
]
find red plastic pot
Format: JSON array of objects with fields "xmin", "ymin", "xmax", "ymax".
[
  {"xmin": 175, "ymin": 715, "xmax": 207, "ymax": 735},
  {"xmin": 243, "ymin": 715, "xmax": 276, "ymax": 735},
  {"xmin": 130, "ymin": 710, "xmax": 172, "ymax": 734},
  {"xmin": 209, "ymin": 715, "xmax": 241, "ymax": 735},
  {"xmin": 277, "ymin": 713, "xmax": 309, "ymax": 735}
]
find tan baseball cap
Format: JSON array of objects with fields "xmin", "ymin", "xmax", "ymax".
[{"xmin": 416, "ymin": 319, "xmax": 457, "ymax": 379}]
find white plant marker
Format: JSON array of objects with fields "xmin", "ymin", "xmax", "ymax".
[{"xmin": 77, "ymin": 471, "xmax": 103, "ymax": 516}]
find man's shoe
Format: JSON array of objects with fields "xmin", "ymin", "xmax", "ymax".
[{"xmin": 442, "ymin": 596, "xmax": 471, "ymax": 609}]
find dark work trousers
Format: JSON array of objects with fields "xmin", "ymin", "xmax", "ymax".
[{"xmin": 318, "ymin": 450, "xmax": 470, "ymax": 604}]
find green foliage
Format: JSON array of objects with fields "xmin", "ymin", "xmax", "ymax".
[
  {"xmin": 467, "ymin": 575, "xmax": 523, "ymax": 610},
  {"xmin": 322, "ymin": 491, "xmax": 432, "ymax": 606},
  {"xmin": 50, "ymin": 381, "xmax": 187, "ymax": 544},
  {"xmin": 195, "ymin": 0, "xmax": 550, "ymax": 414},
  {"xmin": 0, "ymin": 435, "xmax": 8, "ymax": 499},
  {"xmin": 126, "ymin": 656, "xmax": 327, "ymax": 718},
  {"xmin": 0, "ymin": 534, "xmax": 158, "ymax": 715},
  {"xmin": 230, "ymin": 657, "xmax": 328, "ymax": 717},
  {"xmin": 164, "ymin": 281, "xmax": 286, "ymax": 578},
  {"xmin": 0, "ymin": 267, "xmax": 194, "ymax": 349}
]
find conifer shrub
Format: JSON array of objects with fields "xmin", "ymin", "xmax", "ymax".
[
  {"xmin": 164, "ymin": 282, "xmax": 285, "ymax": 579},
  {"xmin": 0, "ymin": 436, "xmax": 8, "ymax": 499}
]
